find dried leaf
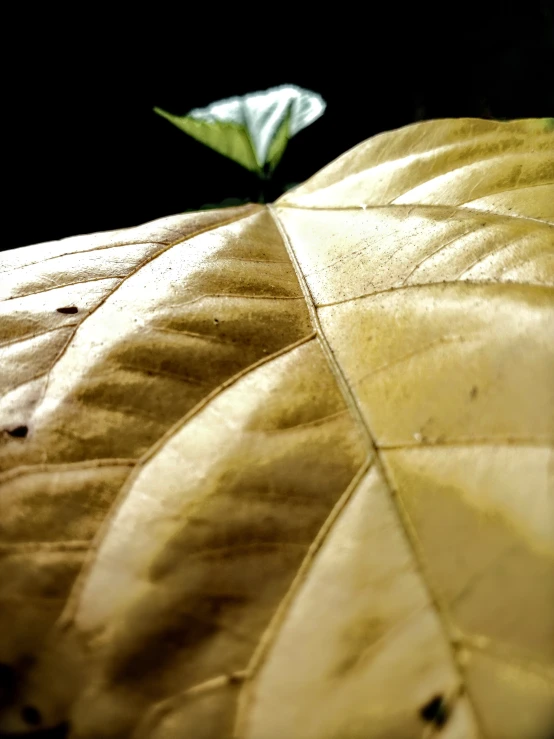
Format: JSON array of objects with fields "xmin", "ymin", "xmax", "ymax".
[{"xmin": 0, "ymin": 118, "xmax": 553, "ymax": 738}]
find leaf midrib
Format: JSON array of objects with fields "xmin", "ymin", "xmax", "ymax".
[{"xmin": 260, "ymin": 203, "xmax": 485, "ymax": 735}]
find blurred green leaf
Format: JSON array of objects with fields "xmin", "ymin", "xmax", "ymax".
[{"xmin": 155, "ymin": 85, "xmax": 326, "ymax": 177}]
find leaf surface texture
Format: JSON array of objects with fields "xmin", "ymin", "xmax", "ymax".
[{"xmin": 0, "ymin": 118, "xmax": 552, "ymax": 738}]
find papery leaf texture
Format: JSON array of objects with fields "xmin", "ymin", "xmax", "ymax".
[{"xmin": 0, "ymin": 117, "xmax": 553, "ymax": 739}]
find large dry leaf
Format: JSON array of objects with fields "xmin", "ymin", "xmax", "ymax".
[{"xmin": 0, "ymin": 118, "xmax": 552, "ymax": 739}]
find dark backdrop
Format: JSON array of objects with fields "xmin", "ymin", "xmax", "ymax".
[{"xmin": 4, "ymin": 3, "xmax": 553, "ymax": 251}]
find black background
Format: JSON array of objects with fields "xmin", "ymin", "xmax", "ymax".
[{"xmin": 4, "ymin": 3, "xmax": 554, "ymax": 252}]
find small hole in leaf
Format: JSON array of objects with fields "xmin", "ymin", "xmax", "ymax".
[
  {"xmin": 21, "ymin": 704, "xmax": 42, "ymax": 726},
  {"xmin": 420, "ymin": 694, "xmax": 449, "ymax": 727},
  {"xmin": 213, "ymin": 318, "xmax": 219, "ymax": 325},
  {"xmin": 56, "ymin": 306, "xmax": 78, "ymax": 314},
  {"xmin": 7, "ymin": 425, "xmax": 28, "ymax": 438}
]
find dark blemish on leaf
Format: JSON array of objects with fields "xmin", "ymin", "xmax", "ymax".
[
  {"xmin": 213, "ymin": 318, "xmax": 219, "ymax": 325},
  {"xmin": 7, "ymin": 425, "xmax": 28, "ymax": 438},
  {"xmin": 0, "ymin": 721, "xmax": 70, "ymax": 738},
  {"xmin": 56, "ymin": 306, "xmax": 78, "ymax": 314},
  {"xmin": 227, "ymin": 672, "xmax": 244, "ymax": 684},
  {"xmin": 0, "ymin": 662, "xmax": 16, "ymax": 705},
  {"xmin": 18, "ymin": 653, "xmax": 37, "ymax": 671},
  {"xmin": 187, "ymin": 515, "xmax": 210, "ymax": 526},
  {"xmin": 333, "ymin": 616, "xmax": 385, "ymax": 677},
  {"xmin": 420, "ymin": 694, "xmax": 449, "ymax": 728},
  {"xmin": 469, "ymin": 386, "xmax": 479, "ymax": 399},
  {"xmin": 21, "ymin": 705, "xmax": 42, "ymax": 726}
]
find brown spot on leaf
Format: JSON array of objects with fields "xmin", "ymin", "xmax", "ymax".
[
  {"xmin": 0, "ymin": 662, "xmax": 17, "ymax": 707},
  {"xmin": 56, "ymin": 306, "xmax": 78, "ymax": 314},
  {"xmin": 419, "ymin": 694, "xmax": 449, "ymax": 727},
  {"xmin": 21, "ymin": 704, "xmax": 42, "ymax": 726},
  {"xmin": 6, "ymin": 425, "xmax": 28, "ymax": 438},
  {"xmin": 333, "ymin": 615, "xmax": 385, "ymax": 677}
]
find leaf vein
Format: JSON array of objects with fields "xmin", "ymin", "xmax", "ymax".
[{"xmin": 267, "ymin": 204, "xmax": 483, "ymax": 732}]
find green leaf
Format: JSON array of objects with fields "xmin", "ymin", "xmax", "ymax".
[
  {"xmin": 154, "ymin": 85, "xmax": 326, "ymax": 176},
  {"xmin": 266, "ymin": 104, "xmax": 292, "ymax": 175}
]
